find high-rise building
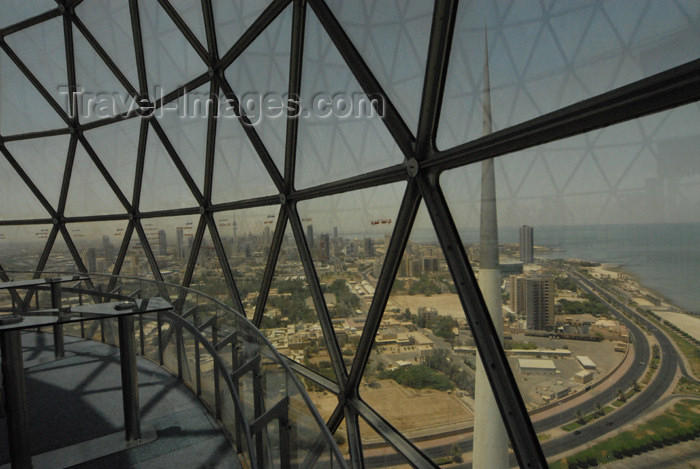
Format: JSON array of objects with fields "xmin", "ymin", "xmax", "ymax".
[
  {"xmin": 320, "ymin": 233, "xmax": 330, "ymax": 261},
  {"xmin": 510, "ymin": 274, "xmax": 555, "ymax": 330},
  {"xmin": 176, "ymin": 227, "xmax": 184, "ymax": 260},
  {"xmin": 520, "ymin": 225, "xmax": 534, "ymax": 264},
  {"xmin": 364, "ymin": 237, "xmax": 374, "ymax": 258},
  {"xmin": 158, "ymin": 229, "xmax": 167, "ymax": 256},
  {"xmin": 85, "ymin": 248, "xmax": 97, "ymax": 272},
  {"xmin": 306, "ymin": 224, "xmax": 314, "ymax": 248},
  {"xmin": 102, "ymin": 235, "xmax": 114, "ymax": 259}
]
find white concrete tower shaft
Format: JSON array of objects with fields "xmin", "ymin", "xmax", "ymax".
[{"xmin": 472, "ymin": 30, "xmax": 509, "ymax": 469}]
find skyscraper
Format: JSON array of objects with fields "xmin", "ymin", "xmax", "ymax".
[
  {"xmin": 510, "ymin": 274, "xmax": 555, "ymax": 330},
  {"xmin": 320, "ymin": 233, "xmax": 330, "ymax": 261},
  {"xmin": 520, "ymin": 225, "xmax": 534, "ymax": 264},
  {"xmin": 306, "ymin": 224, "xmax": 314, "ymax": 248},
  {"xmin": 176, "ymin": 227, "xmax": 184, "ymax": 260},
  {"xmin": 158, "ymin": 229, "xmax": 167, "ymax": 256},
  {"xmin": 102, "ymin": 235, "xmax": 113, "ymax": 259},
  {"xmin": 364, "ymin": 237, "xmax": 374, "ymax": 258},
  {"xmin": 85, "ymin": 248, "xmax": 97, "ymax": 272}
]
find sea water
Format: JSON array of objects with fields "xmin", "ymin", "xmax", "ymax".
[{"xmin": 508, "ymin": 223, "xmax": 700, "ymax": 313}]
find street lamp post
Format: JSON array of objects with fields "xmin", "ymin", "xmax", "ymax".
[{"xmin": 558, "ymin": 401, "xmax": 563, "ymax": 426}]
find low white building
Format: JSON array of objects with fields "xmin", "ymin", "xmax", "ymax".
[
  {"xmin": 518, "ymin": 358, "xmax": 557, "ymax": 375},
  {"xmin": 575, "ymin": 370, "xmax": 595, "ymax": 384},
  {"xmin": 577, "ymin": 355, "xmax": 597, "ymax": 370}
]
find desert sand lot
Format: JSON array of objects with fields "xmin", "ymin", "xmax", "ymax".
[
  {"xmin": 655, "ymin": 310, "xmax": 700, "ymax": 341},
  {"xmin": 310, "ymin": 379, "xmax": 473, "ymax": 442},
  {"xmin": 389, "ymin": 293, "xmax": 465, "ymax": 319}
]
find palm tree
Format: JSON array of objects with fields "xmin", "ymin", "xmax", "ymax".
[
  {"xmin": 594, "ymin": 401, "xmax": 603, "ymax": 417},
  {"xmin": 617, "ymin": 388, "xmax": 626, "ymax": 402}
]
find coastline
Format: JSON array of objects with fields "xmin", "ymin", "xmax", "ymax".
[{"xmin": 581, "ymin": 261, "xmax": 700, "ymax": 341}]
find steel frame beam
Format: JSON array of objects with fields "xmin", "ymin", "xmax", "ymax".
[
  {"xmin": 288, "ymin": 203, "xmax": 347, "ymax": 388},
  {"xmin": 429, "ymin": 58, "xmax": 700, "ymax": 171},
  {"xmin": 205, "ymin": 213, "xmax": 246, "ymax": 314},
  {"xmin": 345, "ymin": 181, "xmax": 421, "ymax": 391},
  {"xmin": 307, "ymin": 0, "xmax": 415, "ymax": 159},
  {"xmin": 2, "ymin": 3, "xmax": 700, "ymax": 468},
  {"xmin": 253, "ymin": 205, "xmax": 288, "ymax": 325},
  {"xmin": 416, "ymin": 173, "xmax": 547, "ymax": 468},
  {"xmin": 0, "ymin": 144, "xmax": 58, "ymax": 218},
  {"xmin": 282, "ymin": 0, "xmax": 306, "ymax": 193},
  {"xmin": 415, "ymin": 0, "xmax": 458, "ymax": 161},
  {"xmin": 218, "ymin": 0, "xmax": 291, "ymax": 70}
]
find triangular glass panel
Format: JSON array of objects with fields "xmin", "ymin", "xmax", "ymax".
[
  {"xmin": 0, "ymin": 224, "xmax": 52, "ymax": 272},
  {"xmin": 140, "ymin": 214, "xmax": 200, "ymax": 285},
  {"xmin": 0, "ymin": 0, "xmax": 54, "ymax": 29},
  {"xmin": 158, "ymin": 84, "xmax": 210, "ymax": 193},
  {"xmin": 521, "ymin": 25, "xmax": 565, "ymax": 84},
  {"xmin": 212, "ymin": 0, "xmax": 273, "ymax": 56},
  {"xmin": 260, "ymin": 221, "xmax": 337, "ymax": 384},
  {"xmin": 167, "ymin": 0, "xmax": 207, "ymax": 47},
  {"xmin": 619, "ymin": 0, "xmax": 699, "ymax": 78},
  {"xmin": 213, "ymin": 208, "xmax": 275, "ymax": 316},
  {"xmin": 223, "ymin": 3, "xmax": 292, "ymax": 172},
  {"xmin": 67, "ymin": 220, "xmax": 127, "ymax": 275},
  {"xmin": 326, "ymin": 0, "xmax": 433, "ymax": 133},
  {"xmin": 82, "ymin": 116, "xmax": 141, "ymax": 201},
  {"xmin": 359, "ymin": 202, "xmax": 476, "ymax": 465},
  {"xmin": 436, "ymin": 0, "xmax": 489, "ymax": 150},
  {"xmin": 553, "ymin": 152, "xmax": 611, "ymax": 198},
  {"xmin": 4, "ymin": 135, "xmax": 70, "ymax": 208},
  {"xmin": 189, "ymin": 222, "xmax": 227, "ymax": 299},
  {"xmin": 121, "ymin": 228, "xmax": 155, "ymax": 280},
  {"xmin": 212, "ymin": 92, "xmax": 280, "ymax": 204},
  {"xmin": 42, "ymin": 231, "xmax": 80, "ymax": 274},
  {"xmin": 295, "ymin": 10, "xmax": 404, "ymax": 189},
  {"xmin": 297, "ymin": 182, "xmax": 406, "ymax": 372},
  {"xmin": 72, "ymin": 25, "xmax": 134, "ymax": 124},
  {"xmin": 496, "ymin": 84, "xmax": 542, "ymax": 132},
  {"xmin": 548, "ymin": 6, "xmax": 596, "ymax": 63},
  {"xmin": 138, "ymin": 0, "xmax": 207, "ymax": 96},
  {"xmin": 75, "ymin": 0, "xmax": 139, "ymax": 90},
  {"xmin": 0, "ymin": 154, "xmax": 51, "ymax": 220},
  {"xmin": 139, "ymin": 123, "xmax": 201, "ymax": 212},
  {"xmin": 0, "ymin": 50, "xmax": 66, "ymax": 136},
  {"xmin": 64, "ymin": 141, "xmax": 127, "ymax": 217},
  {"xmin": 4, "ymin": 17, "xmax": 69, "ymax": 115}
]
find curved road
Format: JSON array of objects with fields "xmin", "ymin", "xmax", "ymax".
[
  {"xmin": 540, "ymin": 269, "xmax": 679, "ymax": 457},
  {"xmin": 365, "ymin": 267, "xmax": 682, "ymax": 467}
]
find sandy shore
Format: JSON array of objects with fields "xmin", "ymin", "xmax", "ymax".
[{"xmin": 589, "ymin": 263, "xmax": 700, "ymax": 340}]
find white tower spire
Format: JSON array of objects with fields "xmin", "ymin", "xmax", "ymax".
[{"xmin": 472, "ymin": 28, "xmax": 509, "ymax": 469}]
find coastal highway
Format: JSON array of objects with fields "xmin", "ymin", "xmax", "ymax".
[
  {"xmin": 533, "ymin": 267, "xmax": 651, "ymax": 432},
  {"xmin": 538, "ymin": 268, "xmax": 679, "ymax": 459},
  {"xmin": 364, "ymin": 267, "xmax": 681, "ymax": 467}
]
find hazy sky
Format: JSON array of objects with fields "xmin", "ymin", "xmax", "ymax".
[{"xmin": 1, "ymin": 0, "xmax": 700, "ymax": 248}]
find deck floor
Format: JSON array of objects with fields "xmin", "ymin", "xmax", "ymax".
[{"xmin": 0, "ymin": 331, "xmax": 241, "ymax": 468}]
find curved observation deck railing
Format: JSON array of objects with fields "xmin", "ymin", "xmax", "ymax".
[{"xmin": 0, "ymin": 271, "xmax": 347, "ymax": 469}]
